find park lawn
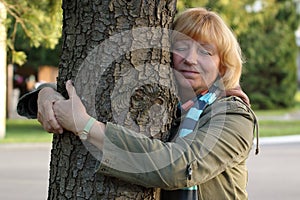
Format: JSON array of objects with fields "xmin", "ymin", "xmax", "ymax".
[
  {"xmin": 1, "ymin": 119, "xmax": 53, "ymax": 143},
  {"xmin": 258, "ymin": 120, "xmax": 300, "ymax": 137},
  {"xmin": 255, "ymin": 91, "xmax": 300, "ymax": 137},
  {"xmin": 1, "ymin": 117, "xmax": 300, "ymax": 143}
]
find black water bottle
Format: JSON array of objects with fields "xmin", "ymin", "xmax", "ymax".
[
  {"xmin": 160, "ymin": 164, "xmax": 198, "ymax": 200},
  {"xmin": 160, "ymin": 186, "xmax": 198, "ymax": 200}
]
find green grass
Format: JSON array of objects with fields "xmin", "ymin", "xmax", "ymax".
[
  {"xmin": 2, "ymin": 118, "xmax": 300, "ymax": 144},
  {"xmin": 254, "ymin": 90, "xmax": 300, "ymax": 137},
  {"xmin": 258, "ymin": 120, "xmax": 300, "ymax": 137},
  {"xmin": 1, "ymin": 119, "xmax": 53, "ymax": 143},
  {"xmin": 1, "ymin": 98, "xmax": 300, "ymax": 143}
]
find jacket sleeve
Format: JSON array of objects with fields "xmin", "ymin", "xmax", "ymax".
[
  {"xmin": 17, "ymin": 83, "xmax": 57, "ymax": 119},
  {"xmin": 96, "ymin": 97, "xmax": 255, "ymax": 190}
]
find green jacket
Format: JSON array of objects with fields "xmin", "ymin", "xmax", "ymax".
[
  {"xmin": 17, "ymin": 86, "xmax": 258, "ymax": 200},
  {"xmin": 97, "ymin": 96, "xmax": 258, "ymax": 200}
]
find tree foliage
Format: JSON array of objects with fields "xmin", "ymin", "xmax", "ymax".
[
  {"xmin": 239, "ymin": 0, "xmax": 298, "ymax": 109},
  {"xmin": 0, "ymin": 0, "xmax": 62, "ymax": 65}
]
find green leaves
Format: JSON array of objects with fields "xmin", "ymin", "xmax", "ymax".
[
  {"xmin": 12, "ymin": 50, "xmax": 26, "ymax": 66},
  {"xmin": 239, "ymin": 0, "xmax": 298, "ymax": 109},
  {"xmin": 1, "ymin": 0, "xmax": 62, "ymax": 64}
]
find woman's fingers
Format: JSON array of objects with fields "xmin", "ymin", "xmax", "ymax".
[
  {"xmin": 37, "ymin": 87, "xmax": 65, "ymax": 134},
  {"xmin": 65, "ymin": 80, "xmax": 77, "ymax": 99},
  {"xmin": 52, "ymin": 81, "xmax": 90, "ymax": 134},
  {"xmin": 37, "ymin": 100, "xmax": 63, "ymax": 134}
]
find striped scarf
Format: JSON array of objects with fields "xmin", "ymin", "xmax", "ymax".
[{"xmin": 160, "ymin": 78, "xmax": 222, "ymax": 200}]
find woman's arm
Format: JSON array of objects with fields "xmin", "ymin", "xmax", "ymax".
[
  {"xmin": 96, "ymin": 102, "xmax": 255, "ymax": 189},
  {"xmin": 53, "ymin": 82, "xmax": 255, "ymax": 190}
]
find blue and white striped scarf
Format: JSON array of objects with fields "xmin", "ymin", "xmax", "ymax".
[
  {"xmin": 161, "ymin": 78, "xmax": 222, "ymax": 200},
  {"xmin": 178, "ymin": 82, "xmax": 220, "ymax": 138}
]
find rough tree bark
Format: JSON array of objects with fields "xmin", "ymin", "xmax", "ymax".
[{"xmin": 48, "ymin": 0, "xmax": 178, "ymax": 199}]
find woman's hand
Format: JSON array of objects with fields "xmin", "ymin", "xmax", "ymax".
[
  {"xmin": 37, "ymin": 86, "xmax": 65, "ymax": 134},
  {"xmin": 53, "ymin": 80, "xmax": 90, "ymax": 135}
]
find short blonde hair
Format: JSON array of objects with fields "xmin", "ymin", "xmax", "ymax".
[{"xmin": 172, "ymin": 8, "xmax": 243, "ymax": 90}]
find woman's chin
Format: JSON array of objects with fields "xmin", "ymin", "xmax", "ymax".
[{"xmin": 177, "ymin": 81, "xmax": 196, "ymax": 96}]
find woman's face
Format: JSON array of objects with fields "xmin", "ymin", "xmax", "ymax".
[{"xmin": 172, "ymin": 39, "xmax": 220, "ymax": 95}]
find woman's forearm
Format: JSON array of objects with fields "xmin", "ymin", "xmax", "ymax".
[
  {"xmin": 92, "ymin": 104, "xmax": 254, "ymax": 189},
  {"xmin": 86, "ymin": 120, "xmax": 106, "ymax": 150}
]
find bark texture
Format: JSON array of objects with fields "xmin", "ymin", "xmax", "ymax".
[{"xmin": 48, "ymin": 0, "xmax": 177, "ymax": 199}]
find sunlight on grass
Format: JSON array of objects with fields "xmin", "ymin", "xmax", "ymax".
[
  {"xmin": 259, "ymin": 120, "xmax": 300, "ymax": 137},
  {"xmin": 1, "ymin": 119, "xmax": 53, "ymax": 143}
]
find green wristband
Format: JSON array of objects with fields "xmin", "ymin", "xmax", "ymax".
[{"xmin": 79, "ymin": 117, "xmax": 96, "ymax": 140}]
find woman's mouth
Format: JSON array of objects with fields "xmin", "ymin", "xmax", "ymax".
[{"xmin": 179, "ymin": 70, "xmax": 200, "ymax": 77}]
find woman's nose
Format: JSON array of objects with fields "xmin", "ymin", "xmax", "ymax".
[{"xmin": 184, "ymin": 48, "xmax": 198, "ymax": 65}]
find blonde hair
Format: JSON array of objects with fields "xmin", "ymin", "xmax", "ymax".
[{"xmin": 172, "ymin": 8, "xmax": 243, "ymax": 90}]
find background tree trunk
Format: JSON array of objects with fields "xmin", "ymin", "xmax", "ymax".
[
  {"xmin": 48, "ymin": 0, "xmax": 177, "ymax": 199},
  {"xmin": 0, "ymin": 2, "xmax": 7, "ymax": 139}
]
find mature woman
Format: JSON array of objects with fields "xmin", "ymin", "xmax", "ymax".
[{"xmin": 18, "ymin": 8, "xmax": 258, "ymax": 200}]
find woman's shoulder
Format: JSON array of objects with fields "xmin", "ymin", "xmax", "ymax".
[
  {"xmin": 204, "ymin": 95, "xmax": 257, "ymax": 121},
  {"xmin": 217, "ymin": 95, "xmax": 251, "ymax": 112}
]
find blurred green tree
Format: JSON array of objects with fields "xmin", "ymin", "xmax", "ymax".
[
  {"xmin": 239, "ymin": 0, "xmax": 298, "ymax": 109},
  {"xmin": 0, "ymin": 0, "xmax": 62, "ymax": 139},
  {"xmin": 1, "ymin": 0, "xmax": 62, "ymax": 65}
]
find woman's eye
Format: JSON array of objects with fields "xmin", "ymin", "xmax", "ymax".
[
  {"xmin": 198, "ymin": 48, "xmax": 212, "ymax": 56},
  {"xmin": 174, "ymin": 46, "xmax": 188, "ymax": 51}
]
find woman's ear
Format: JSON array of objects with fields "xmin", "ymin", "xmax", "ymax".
[{"xmin": 219, "ymin": 65, "xmax": 226, "ymax": 76}]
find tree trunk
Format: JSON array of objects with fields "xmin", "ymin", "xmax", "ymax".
[{"xmin": 48, "ymin": 0, "xmax": 177, "ymax": 199}]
